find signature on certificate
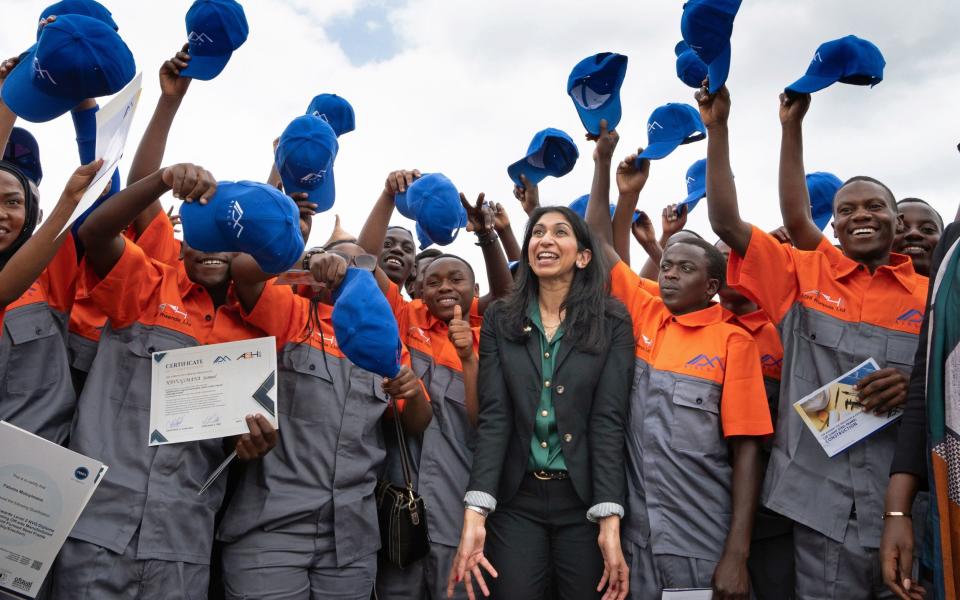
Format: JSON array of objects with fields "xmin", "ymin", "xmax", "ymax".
[
  {"xmin": 167, "ymin": 415, "xmax": 185, "ymax": 429},
  {"xmin": 202, "ymin": 414, "xmax": 222, "ymax": 427}
]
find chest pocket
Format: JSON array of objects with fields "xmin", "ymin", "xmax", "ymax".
[
  {"xmin": 281, "ymin": 345, "xmax": 339, "ymax": 422},
  {"xmin": 4, "ymin": 305, "xmax": 63, "ymax": 389},
  {"xmin": 795, "ymin": 311, "xmax": 845, "ymax": 382},
  {"xmin": 115, "ymin": 328, "xmax": 191, "ymax": 410},
  {"xmin": 670, "ymin": 379, "xmax": 724, "ymax": 455},
  {"xmin": 884, "ymin": 335, "xmax": 917, "ymax": 374}
]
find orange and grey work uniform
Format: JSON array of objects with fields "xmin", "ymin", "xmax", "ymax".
[
  {"xmin": 728, "ymin": 226, "xmax": 928, "ymax": 599},
  {"xmin": 218, "ymin": 282, "xmax": 422, "ymax": 600},
  {"xmin": 50, "ymin": 239, "xmax": 266, "ymax": 600},
  {"xmin": 0, "ymin": 234, "xmax": 78, "ymax": 443},
  {"xmin": 609, "ymin": 261, "xmax": 773, "ymax": 595},
  {"xmin": 376, "ymin": 284, "xmax": 479, "ymax": 600}
]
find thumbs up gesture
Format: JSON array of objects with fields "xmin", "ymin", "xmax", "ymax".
[{"xmin": 448, "ymin": 304, "xmax": 476, "ymax": 363}]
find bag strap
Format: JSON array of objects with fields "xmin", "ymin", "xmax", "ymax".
[{"xmin": 389, "ymin": 395, "xmax": 416, "ymax": 496}]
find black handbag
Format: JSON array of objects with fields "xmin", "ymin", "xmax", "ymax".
[{"xmin": 376, "ymin": 398, "xmax": 429, "ymax": 568}]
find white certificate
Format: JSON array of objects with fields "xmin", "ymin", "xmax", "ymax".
[
  {"xmin": 662, "ymin": 589, "xmax": 712, "ymax": 600},
  {"xmin": 0, "ymin": 422, "xmax": 106, "ymax": 599},
  {"xmin": 57, "ymin": 72, "xmax": 143, "ymax": 237},
  {"xmin": 149, "ymin": 336, "xmax": 279, "ymax": 446}
]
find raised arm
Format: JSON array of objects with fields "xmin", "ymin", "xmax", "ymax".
[
  {"xmin": 0, "ymin": 56, "xmax": 20, "ymax": 152},
  {"xmin": 464, "ymin": 194, "xmax": 513, "ymax": 314},
  {"xmin": 778, "ymin": 93, "xmax": 823, "ymax": 250},
  {"xmin": 584, "ymin": 120, "xmax": 621, "ymax": 267},
  {"xmin": 696, "ymin": 85, "xmax": 752, "ymax": 256},
  {"xmin": 611, "ymin": 149, "xmax": 651, "ymax": 265},
  {"xmin": 492, "ymin": 202, "xmax": 521, "ymax": 262},
  {"xmin": 0, "ymin": 161, "xmax": 100, "ymax": 306},
  {"xmin": 632, "ymin": 211, "xmax": 663, "ymax": 280},
  {"xmin": 357, "ymin": 169, "xmax": 419, "ymax": 258},
  {"xmin": 512, "ymin": 173, "xmax": 540, "ymax": 217},
  {"xmin": 78, "ymin": 164, "xmax": 215, "ymax": 279}
]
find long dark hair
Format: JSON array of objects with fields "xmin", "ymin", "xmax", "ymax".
[
  {"xmin": 498, "ymin": 206, "xmax": 624, "ymax": 353},
  {"xmin": 0, "ymin": 161, "xmax": 39, "ymax": 271}
]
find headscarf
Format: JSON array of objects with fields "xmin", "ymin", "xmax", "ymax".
[{"xmin": 0, "ymin": 160, "xmax": 40, "ymax": 270}]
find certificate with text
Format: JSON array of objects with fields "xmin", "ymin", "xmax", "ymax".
[
  {"xmin": 0, "ymin": 422, "xmax": 106, "ymax": 598},
  {"xmin": 149, "ymin": 337, "xmax": 279, "ymax": 446}
]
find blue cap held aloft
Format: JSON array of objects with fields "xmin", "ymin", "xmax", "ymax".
[
  {"xmin": 567, "ymin": 52, "xmax": 628, "ymax": 136},
  {"xmin": 675, "ymin": 40, "xmax": 708, "ymax": 89},
  {"xmin": 680, "ymin": 158, "xmax": 707, "ymax": 210},
  {"xmin": 38, "ymin": 0, "xmax": 117, "ymax": 37},
  {"xmin": 568, "ymin": 194, "xmax": 614, "ymax": 220},
  {"xmin": 305, "ymin": 94, "xmax": 355, "ymax": 137},
  {"xmin": 3, "ymin": 128, "xmax": 42, "ymax": 185},
  {"xmin": 395, "ymin": 173, "xmax": 467, "ymax": 250},
  {"xmin": 507, "ymin": 128, "xmax": 579, "ymax": 188},
  {"xmin": 785, "ymin": 36, "xmax": 885, "ymax": 97},
  {"xmin": 2, "ymin": 14, "xmax": 135, "ymax": 123},
  {"xmin": 181, "ymin": 0, "xmax": 248, "ymax": 81},
  {"xmin": 275, "ymin": 115, "xmax": 339, "ymax": 211},
  {"xmin": 332, "ymin": 268, "xmax": 402, "ymax": 378},
  {"xmin": 636, "ymin": 103, "xmax": 705, "ymax": 162},
  {"xmin": 680, "ymin": 0, "xmax": 741, "ymax": 94},
  {"xmin": 806, "ymin": 171, "xmax": 843, "ymax": 230},
  {"xmin": 180, "ymin": 180, "xmax": 305, "ymax": 274}
]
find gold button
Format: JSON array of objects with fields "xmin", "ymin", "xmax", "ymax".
[
  {"xmin": 544, "ymin": 380, "xmax": 551, "ymax": 388},
  {"xmin": 563, "ymin": 434, "xmax": 572, "ymax": 443},
  {"xmin": 556, "ymin": 385, "xmax": 565, "ymax": 394},
  {"xmin": 540, "ymin": 441, "xmax": 548, "ymax": 448},
  {"xmin": 541, "ymin": 410, "xmax": 549, "ymax": 417},
  {"xmin": 544, "ymin": 352, "xmax": 550, "ymax": 358}
]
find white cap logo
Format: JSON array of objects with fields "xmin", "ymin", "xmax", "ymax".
[
  {"xmin": 228, "ymin": 200, "xmax": 244, "ymax": 238},
  {"xmin": 32, "ymin": 58, "xmax": 56, "ymax": 85},
  {"xmin": 188, "ymin": 31, "xmax": 213, "ymax": 44},
  {"xmin": 312, "ymin": 111, "xmax": 330, "ymax": 124},
  {"xmin": 648, "ymin": 121, "xmax": 664, "ymax": 133},
  {"xmin": 300, "ymin": 170, "xmax": 326, "ymax": 184}
]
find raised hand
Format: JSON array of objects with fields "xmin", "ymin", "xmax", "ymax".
[
  {"xmin": 448, "ymin": 305, "xmax": 475, "ymax": 362},
  {"xmin": 166, "ymin": 204, "xmax": 182, "ymax": 233},
  {"xmin": 695, "ymin": 82, "xmax": 731, "ymax": 129},
  {"xmin": 616, "ymin": 150, "xmax": 650, "ymax": 196},
  {"xmin": 160, "ymin": 44, "xmax": 192, "ymax": 98},
  {"xmin": 384, "ymin": 169, "xmax": 421, "ymax": 195},
  {"xmin": 779, "ymin": 92, "xmax": 811, "ymax": 127},
  {"xmin": 662, "ymin": 203, "xmax": 688, "ymax": 240},
  {"xmin": 461, "ymin": 193, "xmax": 494, "ymax": 235},
  {"xmin": 62, "ymin": 159, "xmax": 105, "ymax": 204},
  {"xmin": 0, "ymin": 56, "xmax": 20, "ymax": 84},
  {"xmin": 631, "ymin": 211, "xmax": 657, "ymax": 247},
  {"xmin": 492, "ymin": 202, "xmax": 511, "ymax": 233},
  {"xmin": 513, "ymin": 174, "xmax": 540, "ymax": 216},
  {"xmin": 308, "ymin": 251, "xmax": 348, "ymax": 289},
  {"xmin": 290, "ymin": 191, "xmax": 317, "ymax": 241},
  {"xmin": 590, "ymin": 119, "xmax": 620, "ymax": 163},
  {"xmin": 160, "ymin": 163, "xmax": 217, "ymax": 203}
]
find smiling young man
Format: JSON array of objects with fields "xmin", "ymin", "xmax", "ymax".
[
  {"xmin": 587, "ymin": 123, "xmax": 772, "ymax": 599},
  {"xmin": 700, "ymin": 84, "xmax": 928, "ymax": 599},
  {"xmin": 893, "ymin": 198, "xmax": 943, "ymax": 277}
]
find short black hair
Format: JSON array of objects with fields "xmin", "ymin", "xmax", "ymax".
[
  {"xmin": 387, "ymin": 225, "xmax": 413, "ymax": 236},
  {"xmin": 422, "ymin": 253, "xmax": 475, "ymax": 282},
  {"xmin": 668, "ymin": 237, "xmax": 727, "ymax": 288},
  {"xmin": 897, "ymin": 197, "xmax": 944, "ymax": 230},
  {"xmin": 415, "ymin": 248, "xmax": 443, "ymax": 263},
  {"xmin": 836, "ymin": 176, "xmax": 897, "ymax": 212}
]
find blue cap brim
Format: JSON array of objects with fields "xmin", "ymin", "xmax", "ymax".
[
  {"xmin": 637, "ymin": 139, "xmax": 683, "ymax": 162},
  {"xmin": 507, "ymin": 158, "xmax": 548, "ymax": 188},
  {"xmin": 180, "ymin": 200, "xmax": 234, "ymax": 252},
  {"xmin": 283, "ymin": 168, "xmax": 336, "ymax": 213},
  {"xmin": 415, "ymin": 222, "xmax": 434, "ymax": 250},
  {"xmin": 785, "ymin": 74, "xmax": 837, "ymax": 96},
  {"xmin": 707, "ymin": 44, "xmax": 731, "ymax": 94},
  {"xmin": 180, "ymin": 51, "xmax": 232, "ymax": 81},
  {"xmin": 394, "ymin": 190, "xmax": 415, "ymax": 220},
  {"xmin": 679, "ymin": 187, "xmax": 706, "ymax": 211},
  {"xmin": 1, "ymin": 49, "xmax": 77, "ymax": 123},
  {"xmin": 573, "ymin": 93, "xmax": 623, "ymax": 137}
]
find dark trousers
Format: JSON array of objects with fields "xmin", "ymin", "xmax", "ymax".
[{"xmin": 485, "ymin": 475, "xmax": 603, "ymax": 600}]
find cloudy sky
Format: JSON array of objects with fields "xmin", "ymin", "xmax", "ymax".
[{"xmin": 2, "ymin": 0, "xmax": 958, "ymax": 291}]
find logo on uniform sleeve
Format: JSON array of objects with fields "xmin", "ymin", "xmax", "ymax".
[
  {"xmin": 188, "ymin": 31, "xmax": 213, "ymax": 43},
  {"xmin": 639, "ymin": 333, "xmax": 654, "ymax": 351},
  {"xmin": 686, "ymin": 354, "xmax": 725, "ymax": 371},
  {"xmin": 896, "ymin": 309, "xmax": 924, "ymax": 325}
]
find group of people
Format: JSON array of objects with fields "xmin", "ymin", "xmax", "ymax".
[{"xmin": 0, "ymin": 1, "xmax": 956, "ymax": 600}]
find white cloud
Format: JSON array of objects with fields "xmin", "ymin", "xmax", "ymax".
[{"xmin": 1, "ymin": 0, "xmax": 958, "ymax": 292}]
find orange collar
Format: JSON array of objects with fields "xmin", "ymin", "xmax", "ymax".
[
  {"xmin": 830, "ymin": 248, "xmax": 919, "ymax": 293},
  {"xmin": 669, "ymin": 302, "xmax": 725, "ymax": 328},
  {"xmin": 724, "ymin": 307, "xmax": 770, "ymax": 333}
]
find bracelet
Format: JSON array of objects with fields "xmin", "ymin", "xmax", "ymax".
[
  {"xmin": 301, "ymin": 248, "xmax": 325, "ymax": 271},
  {"xmin": 475, "ymin": 232, "xmax": 499, "ymax": 247},
  {"xmin": 465, "ymin": 504, "xmax": 489, "ymax": 518},
  {"xmin": 882, "ymin": 511, "xmax": 912, "ymax": 520}
]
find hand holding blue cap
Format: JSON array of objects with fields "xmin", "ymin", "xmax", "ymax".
[
  {"xmin": 2, "ymin": 14, "xmax": 135, "ymax": 123},
  {"xmin": 507, "ymin": 128, "xmax": 579, "ymax": 188},
  {"xmin": 675, "ymin": 40, "xmax": 709, "ymax": 89},
  {"xmin": 332, "ymin": 268, "xmax": 402, "ymax": 378},
  {"xmin": 680, "ymin": 0, "xmax": 741, "ymax": 94},
  {"xmin": 636, "ymin": 103, "xmax": 705, "ymax": 163},
  {"xmin": 38, "ymin": 0, "xmax": 117, "ymax": 37},
  {"xmin": 806, "ymin": 171, "xmax": 842, "ymax": 230},
  {"xmin": 567, "ymin": 53, "xmax": 628, "ymax": 136},
  {"xmin": 4, "ymin": 128, "xmax": 42, "ymax": 185},
  {"xmin": 275, "ymin": 115, "xmax": 339, "ymax": 211},
  {"xmin": 305, "ymin": 94, "xmax": 356, "ymax": 137},
  {"xmin": 180, "ymin": 180, "xmax": 305, "ymax": 273},
  {"xmin": 394, "ymin": 173, "xmax": 467, "ymax": 249},
  {"xmin": 181, "ymin": 0, "xmax": 248, "ymax": 81},
  {"xmin": 785, "ymin": 36, "xmax": 885, "ymax": 97}
]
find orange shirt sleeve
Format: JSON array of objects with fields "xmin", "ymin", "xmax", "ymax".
[
  {"xmin": 727, "ymin": 225, "xmax": 801, "ymax": 325},
  {"xmin": 135, "ymin": 208, "xmax": 182, "ymax": 268},
  {"xmin": 639, "ymin": 276, "xmax": 660, "ymax": 297},
  {"xmin": 719, "ymin": 331, "xmax": 774, "ymax": 437},
  {"xmin": 85, "ymin": 239, "xmax": 164, "ymax": 330},
  {"xmin": 242, "ymin": 280, "xmax": 308, "ymax": 349},
  {"xmin": 39, "ymin": 231, "xmax": 81, "ymax": 314},
  {"xmin": 609, "ymin": 260, "xmax": 659, "ymax": 322}
]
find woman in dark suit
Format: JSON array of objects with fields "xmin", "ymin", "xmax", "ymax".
[{"xmin": 446, "ymin": 206, "xmax": 635, "ymax": 600}]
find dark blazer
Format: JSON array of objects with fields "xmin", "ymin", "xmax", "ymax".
[{"xmin": 467, "ymin": 299, "xmax": 636, "ymax": 509}]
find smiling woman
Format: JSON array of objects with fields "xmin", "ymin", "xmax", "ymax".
[{"xmin": 448, "ymin": 206, "xmax": 635, "ymax": 600}]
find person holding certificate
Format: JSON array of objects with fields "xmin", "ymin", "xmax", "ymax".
[{"xmin": 50, "ymin": 163, "xmax": 278, "ymax": 599}]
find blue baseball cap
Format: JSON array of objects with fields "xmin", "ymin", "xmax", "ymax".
[
  {"xmin": 806, "ymin": 171, "xmax": 842, "ymax": 230},
  {"xmin": 507, "ymin": 128, "xmax": 579, "ymax": 187},
  {"xmin": 2, "ymin": 15, "xmax": 135, "ymax": 123},
  {"xmin": 785, "ymin": 36, "xmax": 885, "ymax": 96},
  {"xmin": 680, "ymin": 158, "xmax": 707, "ymax": 210},
  {"xmin": 395, "ymin": 173, "xmax": 467, "ymax": 249},
  {"xmin": 305, "ymin": 94, "xmax": 355, "ymax": 137},
  {"xmin": 38, "ymin": 0, "xmax": 117, "ymax": 37},
  {"xmin": 636, "ymin": 103, "xmax": 706, "ymax": 162},
  {"xmin": 680, "ymin": 0, "xmax": 741, "ymax": 94},
  {"xmin": 567, "ymin": 52, "xmax": 628, "ymax": 136},
  {"xmin": 332, "ymin": 268, "xmax": 402, "ymax": 378},
  {"xmin": 675, "ymin": 40, "xmax": 708, "ymax": 89},
  {"xmin": 181, "ymin": 0, "xmax": 249, "ymax": 81},
  {"xmin": 568, "ymin": 194, "xmax": 614, "ymax": 220},
  {"xmin": 3, "ymin": 128, "xmax": 42, "ymax": 185},
  {"xmin": 180, "ymin": 180, "xmax": 305, "ymax": 273},
  {"xmin": 275, "ymin": 115, "xmax": 338, "ymax": 211}
]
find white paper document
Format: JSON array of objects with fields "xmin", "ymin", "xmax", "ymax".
[
  {"xmin": 0, "ymin": 422, "xmax": 106, "ymax": 598},
  {"xmin": 793, "ymin": 358, "xmax": 902, "ymax": 457},
  {"xmin": 662, "ymin": 589, "xmax": 712, "ymax": 600},
  {"xmin": 58, "ymin": 72, "xmax": 143, "ymax": 236},
  {"xmin": 149, "ymin": 336, "xmax": 279, "ymax": 446}
]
